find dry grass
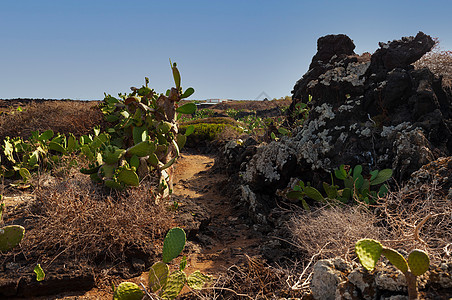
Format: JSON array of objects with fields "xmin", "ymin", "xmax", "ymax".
[
  {"xmin": 8, "ymin": 158, "xmax": 171, "ymax": 266},
  {"xmin": 0, "ymin": 100, "xmax": 105, "ymax": 140},
  {"xmin": 377, "ymin": 183, "xmax": 452, "ymax": 263},
  {"xmin": 289, "ymin": 205, "xmax": 387, "ymax": 262},
  {"xmin": 183, "ymin": 255, "xmax": 300, "ymax": 300},
  {"xmin": 414, "ymin": 39, "xmax": 452, "ymax": 87}
]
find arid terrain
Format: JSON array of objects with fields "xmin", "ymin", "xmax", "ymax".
[{"xmin": 1, "ymin": 32, "xmax": 451, "ymax": 300}]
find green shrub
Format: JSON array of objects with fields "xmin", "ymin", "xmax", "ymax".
[
  {"xmin": 180, "ymin": 123, "xmax": 243, "ymax": 144},
  {"xmin": 181, "ymin": 116, "xmax": 239, "ymax": 127}
]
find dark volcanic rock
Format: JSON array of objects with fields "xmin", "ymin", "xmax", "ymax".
[
  {"xmin": 235, "ymin": 32, "xmax": 451, "ymax": 225},
  {"xmin": 367, "ymin": 32, "xmax": 435, "ymax": 74}
]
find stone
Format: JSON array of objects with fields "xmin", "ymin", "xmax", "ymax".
[
  {"xmin": 348, "ymin": 267, "xmax": 378, "ymax": 300},
  {"xmin": 375, "ymin": 264, "xmax": 407, "ymax": 293},
  {"xmin": 311, "ymin": 259, "xmax": 348, "ymax": 300},
  {"xmin": 335, "ymin": 280, "xmax": 361, "ymax": 300}
]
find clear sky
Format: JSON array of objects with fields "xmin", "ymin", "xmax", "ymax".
[{"xmin": 1, "ymin": 0, "xmax": 451, "ymax": 100}]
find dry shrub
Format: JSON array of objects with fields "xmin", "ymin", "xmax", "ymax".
[
  {"xmin": 414, "ymin": 38, "xmax": 452, "ymax": 87},
  {"xmin": 19, "ymin": 163, "xmax": 171, "ymax": 264},
  {"xmin": 289, "ymin": 205, "xmax": 387, "ymax": 261},
  {"xmin": 0, "ymin": 100, "xmax": 105, "ymax": 140},
  {"xmin": 377, "ymin": 183, "xmax": 452, "ymax": 263},
  {"xmin": 183, "ymin": 255, "xmax": 298, "ymax": 300}
]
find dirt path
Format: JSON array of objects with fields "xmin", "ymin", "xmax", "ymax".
[{"xmin": 172, "ymin": 153, "xmax": 261, "ymax": 275}]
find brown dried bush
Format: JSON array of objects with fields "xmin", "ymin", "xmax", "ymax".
[
  {"xmin": 0, "ymin": 100, "xmax": 105, "ymax": 141},
  {"xmin": 377, "ymin": 183, "xmax": 452, "ymax": 263},
  {"xmin": 414, "ymin": 38, "xmax": 452, "ymax": 87},
  {"xmin": 14, "ymin": 160, "xmax": 171, "ymax": 265},
  {"xmin": 182, "ymin": 255, "xmax": 299, "ymax": 300},
  {"xmin": 289, "ymin": 205, "xmax": 388, "ymax": 262}
]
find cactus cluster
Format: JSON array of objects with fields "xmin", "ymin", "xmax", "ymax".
[
  {"xmin": 355, "ymin": 238, "xmax": 430, "ymax": 299},
  {"xmin": 1, "ymin": 129, "xmax": 73, "ymax": 188},
  {"xmin": 113, "ymin": 227, "xmax": 210, "ymax": 300},
  {"xmin": 80, "ymin": 62, "xmax": 195, "ymax": 194},
  {"xmin": 287, "ymin": 164, "xmax": 393, "ymax": 210},
  {"xmin": 0, "ymin": 62, "xmax": 196, "ymax": 196}
]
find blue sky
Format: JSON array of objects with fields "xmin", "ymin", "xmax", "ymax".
[{"xmin": 1, "ymin": 1, "xmax": 451, "ymax": 100}]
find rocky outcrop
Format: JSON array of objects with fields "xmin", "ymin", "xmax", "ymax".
[{"xmin": 230, "ymin": 32, "xmax": 452, "ymax": 224}]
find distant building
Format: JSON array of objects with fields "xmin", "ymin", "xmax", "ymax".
[{"xmin": 205, "ymin": 99, "xmax": 228, "ymax": 103}]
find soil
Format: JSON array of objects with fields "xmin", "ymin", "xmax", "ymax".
[
  {"xmin": 0, "ymin": 152, "xmax": 264, "ymax": 299},
  {"xmin": 172, "ymin": 153, "xmax": 262, "ymax": 274}
]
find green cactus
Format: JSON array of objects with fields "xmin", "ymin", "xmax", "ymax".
[
  {"xmin": 113, "ymin": 282, "xmax": 144, "ymax": 300},
  {"xmin": 34, "ymin": 264, "xmax": 45, "ymax": 281},
  {"xmin": 288, "ymin": 164, "xmax": 392, "ymax": 209},
  {"xmin": 149, "ymin": 261, "xmax": 169, "ymax": 292},
  {"xmin": 162, "ymin": 227, "xmax": 186, "ymax": 263},
  {"xmin": 355, "ymin": 239, "xmax": 383, "ymax": 271},
  {"xmin": 0, "ymin": 203, "xmax": 4, "ymax": 221},
  {"xmin": 408, "ymin": 249, "xmax": 429, "ymax": 276},
  {"xmin": 117, "ymin": 168, "xmax": 140, "ymax": 187},
  {"xmin": 102, "ymin": 147, "xmax": 126, "ymax": 164},
  {"xmin": 104, "ymin": 179, "xmax": 124, "ymax": 190},
  {"xmin": 160, "ymin": 270, "xmax": 186, "ymax": 300},
  {"xmin": 382, "ymin": 248, "xmax": 408, "ymax": 273},
  {"xmin": 0, "ymin": 225, "xmax": 25, "ymax": 252},
  {"xmin": 126, "ymin": 140, "xmax": 156, "ymax": 157},
  {"xmin": 187, "ymin": 270, "xmax": 211, "ymax": 290},
  {"xmin": 116, "ymin": 228, "xmax": 210, "ymax": 299},
  {"xmin": 355, "ymin": 239, "xmax": 430, "ymax": 300}
]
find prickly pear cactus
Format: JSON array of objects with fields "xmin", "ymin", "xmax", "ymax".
[
  {"xmin": 408, "ymin": 250, "xmax": 430, "ymax": 276},
  {"xmin": 149, "ymin": 261, "xmax": 169, "ymax": 292},
  {"xmin": 187, "ymin": 270, "xmax": 211, "ymax": 290},
  {"xmin": 0, "ymin": 225, "xmax": 25, "ymax": 252},
  {"xmin": 355, "ymin": 239, "xmax": 383, "ymax": 271},
  {"xmin": 117, "ymin": 168, "xmax": 140, "ymax": 186},
  {"xmin": 113, "ymin": 282, "xmax": 144, "ymax": 300},
  {"xmin": 160, "ymin": 270, "xmax": 186, "ymax": 300},
  {"xmin": 162, "ymin": 227, "xmax": 186, "ymax": 263},
  {"xmin": 382, "ymin": 248, "xmax": 409, "ymax": 273}
]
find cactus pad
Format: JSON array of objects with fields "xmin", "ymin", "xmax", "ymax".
[
  {"xmin": 162, "ymin": 227, "xmax": 186, "ymax": 263},
  {"xmin": 101, "ymin": 164, "xmax": 116, "ymax": 179},
  {"xmin": 408, "ymin": 249, "xmax": 430, "ymax": 276},
  {"xmin": 34, "ymin": 264, "xmax": 45, "ymax": 281},
  {"xmin": 103, "ymin": 148, "xmax": 126, "ymax": 164},
  {"xmin": 187, "ymin": 270, "xmax": 211, "ymax": 290},
  {"xmin": 104, "ymin": 179, "xmax": 123, "ymax": 190},
  {"xmin": 160, "ymin": 270, "xmax": 186, "ymax": 300},
  {"xmin": 382, "ymin": 248, "xmax": 408, "ymax": 273},
  {"xmin": 355, "ymin": 239, "xmax": 383, "ymax": 271},
  {"xmin": 117, "ymin": 169, "xmax": 139, "ymax": 186},
  {"xmin": 127, "ymin": 141, "xmax": 156, "ymax": 157},
  {"xmin": 149, "ymin": 261, "xmax": 169, "ymax": 292},
  {"xmin": 0, "ymin": 225, "xmax": 25, "ymax": 252},
  {"xmin": 113, "ymin": 282, "xmax": 143, "ymax": 300}
]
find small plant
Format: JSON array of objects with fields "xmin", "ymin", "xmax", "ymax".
[
  {"xmin": 0, "ymin": 203, "xmax": 25, "ymax": 252},
  {"xmin": 34, "ymin": 264, "xmax": 45, "ymax": 281},
  {"xmin": 181, "ymin": 108, "xmax": 214, "ymax": 122},
  {"xmin": 112, "ymin": 227, "xmax": 210, "ymax": 300},
  {"xmin": 287, "ymin": 164, "xmax": 393, "ymax": 209},
  {"xmin": 355, "ymin": 239, "xmax": 429, "ymax": 300},
  {"xmin": 225, "ymin": 108, "xmax": 242, "ymax": 119},
  {"xmin": 291, "ymin": 94, "xmax": 312, "ymax": 125}
]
